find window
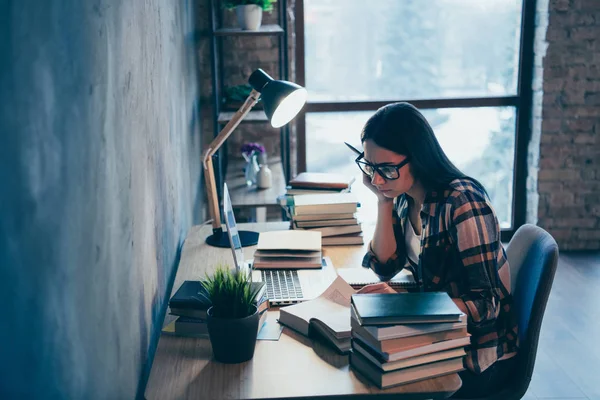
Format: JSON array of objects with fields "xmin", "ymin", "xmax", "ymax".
[{"xmin": 296, "ymin": 0, "xmax": 534, "ymax": 236}]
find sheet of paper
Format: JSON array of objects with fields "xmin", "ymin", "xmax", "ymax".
[
  {"xmin": 318, "ymin": 276, "xmax": 356, "ymax": 306},
  {"xmin": 257, "ymin": 320, "xmax": 283, "ymax": 341},
  {"xmin": 308, "ymin": 276, "xmax": 356, "ymax": 335}
]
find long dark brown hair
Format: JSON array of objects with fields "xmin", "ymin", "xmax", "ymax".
[{"xmin": 361, "ymin": 102, "xmax": 486, "ymax": 193}]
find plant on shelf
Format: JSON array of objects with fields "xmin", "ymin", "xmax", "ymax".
[
  {"xmin": 222, "ymin": 0, "xmax": 277, "ymax": 12},
  {"xmin": 201, "ymin": 265, "xmax": 262, "ymax": 363},
  {"xmin": 222, "ymin": 84, "xmax": 261, "ymax": 108},
  {"xmin": 222, "ymin": 0, "xmax": 277, "ymax": 30}
]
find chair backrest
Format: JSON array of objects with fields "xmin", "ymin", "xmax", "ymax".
[{"xmin": 504, "ymin": 224, "xmax": 559, "ymax": 397}]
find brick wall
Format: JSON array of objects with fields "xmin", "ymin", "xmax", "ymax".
[
  {"xmin": 198, "ymin": 1, "xmax": 600, "ymax": 247},
  {"xmin": 533, "ymin": 0, "xmax": 600, "ymax": 250}
]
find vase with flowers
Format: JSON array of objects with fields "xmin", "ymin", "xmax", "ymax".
[{"xmin": 241, "ymin": 142, "xmax": 265, "ymax": 187}]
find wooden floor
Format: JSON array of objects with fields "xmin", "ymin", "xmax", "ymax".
[{"xmin": 523, "ymin": 251, "xmax": 600, "ymax": 400}]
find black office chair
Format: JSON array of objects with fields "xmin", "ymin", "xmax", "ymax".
[{"xmin": 453, "ymin": 224, "xmax": 559, "ymax": 400}]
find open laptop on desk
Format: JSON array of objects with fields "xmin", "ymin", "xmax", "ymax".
[{"xmin": 223, "ymin": 183, "xmax": 337, "ymax": 307}]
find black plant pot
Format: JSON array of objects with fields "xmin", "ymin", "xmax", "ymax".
[{"xmin": 207, "ymin": 305, "xmax": 259, "ymax": 364}]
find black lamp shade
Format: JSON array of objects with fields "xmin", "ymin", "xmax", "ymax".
[{"xmin": 249, "ymin": 69, "xmax": 307, "ymax": 128}]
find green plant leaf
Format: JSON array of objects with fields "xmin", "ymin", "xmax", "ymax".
[
  {"xmin": 222, "ymin": 0, "xmax": 277, "ymax": 12},
  {"xmin": 201, "ymin": 264, "xmax": 258, "ymax": 318}
]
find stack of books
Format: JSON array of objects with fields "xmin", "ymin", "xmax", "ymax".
[
  {"xmin": 285, "ymin": 172, "xmax": 354, "ymax": 195},
  {"xmin": 349, "ymin": 292, "xmax": 469, "ymax": 389},
  {"xmin": 253, "ymin": 230, "xmax": 323, "ymax": 269},
  {"xmin": 163, "ymin": 280, "xmax": 268, "ymax": 337},
  {"xmin": 282, "ymin": 192, "xmax": 364, "ymax": 246}
]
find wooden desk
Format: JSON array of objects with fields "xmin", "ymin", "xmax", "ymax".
[
  {"xmin": 145, "ymin": 222, "xmax": 462, "ymax": 400},
  {"xmin": 225, "ymin": 159, "xmax": 286, "ymax": 222}
]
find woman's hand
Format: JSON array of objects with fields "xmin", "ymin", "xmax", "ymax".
[
  {"xmin": 356, "ymin": 282, "xmax": 396, "ymax": 294},
  {"xmin": 362, "ymin": 173, "xmax": 391, "ymax": 203}
]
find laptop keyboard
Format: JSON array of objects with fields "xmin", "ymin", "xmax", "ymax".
[{"xmin": 261, "ymin": 270, "xmax": 303, "ymax": 300}]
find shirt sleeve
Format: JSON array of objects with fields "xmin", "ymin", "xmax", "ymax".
[
  {"xmin": 448, "ymin": 189, "xmax": 505, "ymax": 372},
  {"xmin": 361, "ymin": 201, "xmax": 408, "ymax": 280}
]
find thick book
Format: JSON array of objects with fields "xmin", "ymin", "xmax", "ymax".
[
  {"xmin": 353, "ymin": 332, "xmax": 471, "ymax": 362},
  {"xmin": 289, "ymin": 193, "xmax": 358, "ymax": 215},
  {"xmin": 304, "ymin": 224, "xmax": 362, "ymax": 237},
  {"xmin": 292, "ymin": 212, "xmax": 356, "ymax": 222},
  {"xmin": 351, "ymin": 292, "xmax": 464, "ymax": 325},
  {"xmin": 294, "ymin": 217, "xmax": 358, "ymax": 228},
  {"xmin": 322, "ymin": 232, "xmax": 364, "ymax": 246},
  {"xmin": 337, "ymin": 268, "xmax": 415, "ymax": 290},
  {"xmin": 169, "ymin": 280, "xmax": 266, "ymax": 319},
  {"xmin": 285, "ymin": 187, "xmax": 345, "ymax": 195},
  {"xmin": 289, "ymin": 172, "xmax": 354, "ymax": 190},
  {"xmin": 350, "ymin": 351, "xmax": 464, "ymax": 389},
  {"xmin": 351, "ymin": 305, "xmax": 468, "ymax": 341},
  {"xmin": 278, "ymin": 276, "xmax": 356, "ymax": 353},
  {"xmin": 351, "ymin": 339, "xmax": 466, "ymax": 372},
  {"xmin": 253, "ymin": 256, "xmax": 323, "ymax": 269},
  {"xmin": 353, "ymin": 323, "xmax": 468, "ymax": 354}
]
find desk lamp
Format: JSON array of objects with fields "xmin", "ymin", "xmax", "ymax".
[{"xmin": 203, "ymin": 69, "xmax": 307, "ymax": 247}]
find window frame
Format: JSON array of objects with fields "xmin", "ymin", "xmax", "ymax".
[{"xmin": 294, "ymin": 0, "xmax": 536, "ymax": 241}]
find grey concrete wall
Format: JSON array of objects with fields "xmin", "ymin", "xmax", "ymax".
[{"xmin": 0, "ymin": 0, "xmax": 202, "ymax": 398}]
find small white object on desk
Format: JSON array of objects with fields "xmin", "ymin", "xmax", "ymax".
[{"xmin": 257, "ymin": 164, "xmax": 273, "ymax": 189}]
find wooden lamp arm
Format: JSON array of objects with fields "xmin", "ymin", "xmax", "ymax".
[{"xmin": 203, "ymin": 89, "xmax": 261, "ymax": 232}]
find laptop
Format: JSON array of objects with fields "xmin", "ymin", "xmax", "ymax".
[{"xmin": 223, "ymin": 183, "xmax": 337, "ymax": 306}]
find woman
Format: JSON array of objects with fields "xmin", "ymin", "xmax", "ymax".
[{"xmin": 356, "ymin": 102, "xmax": 518, "ymax": 398}]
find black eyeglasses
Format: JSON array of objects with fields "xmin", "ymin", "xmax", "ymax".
[{"xmin": 355, "ymin": 153, "xmax": 410, "ymax": 181}]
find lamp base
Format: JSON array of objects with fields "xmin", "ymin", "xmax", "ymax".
[{"xmin": 205, "ymin": 230, "xmax": 259, "ymax": 248}]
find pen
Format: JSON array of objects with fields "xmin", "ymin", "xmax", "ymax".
[{"xmin": 344, "ymin": 142, "xmax": 362, "ymax": 155}]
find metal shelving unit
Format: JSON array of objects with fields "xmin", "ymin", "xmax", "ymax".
[{"xmin": 208, "ymin": 0, "xmax": 290, "ymax": 205}]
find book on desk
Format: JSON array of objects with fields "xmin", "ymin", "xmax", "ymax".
[
  {"xmin": 278, "ymin": 276, "xmax": 355, "ymax": 353},
  {"xmin": 164, "ymin": 280, "xmax": 268, "ymax": 337},
  {"xmin": 281, "ymin": 191, "xmax": 365, "ymax": 246},
  {"xmin": 349, "ymin": 291, "xmax": 468, "ymax": 389},
  {"xmin": 253, "ymin": 230, "xmax": 323, "ymax": 269}
]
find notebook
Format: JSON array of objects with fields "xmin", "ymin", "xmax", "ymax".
[
  {"xmin": 336, "ymin": 267, "xmax": 416, "ymax": 289},
  {"xmin": 351, "ymin": 292, "xmax": 464, "ymax": 325}
]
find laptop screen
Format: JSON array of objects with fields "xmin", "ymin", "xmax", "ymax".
[{"xmin": 223, "ymin": 183, "xmax": 248, "ymax": 276}]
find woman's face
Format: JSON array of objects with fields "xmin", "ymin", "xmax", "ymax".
[{"xmin": 363, "ymin": 139, "xmax": 415, "ymax": 199}]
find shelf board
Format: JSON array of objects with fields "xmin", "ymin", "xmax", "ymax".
[
  {"xmin": 214, "ymin": 24, "xmax": 284, "ymax": 36},
  {"xmin": 218, "ymin": 111, "xmax": 268, "ymax": 124}
]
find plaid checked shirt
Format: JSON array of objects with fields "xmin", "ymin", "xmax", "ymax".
[{"xmin": 362, "ymin": 178, "xmax": 518, "ymax": 374}]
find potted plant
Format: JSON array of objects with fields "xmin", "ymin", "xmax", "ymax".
[
  {"xmin": 201, "ymin": 265, "xmax": 262, "ymax": 363},
  {"xmin": 222, "ymin": 0, "xmax": 277, "ymax": 31}
]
